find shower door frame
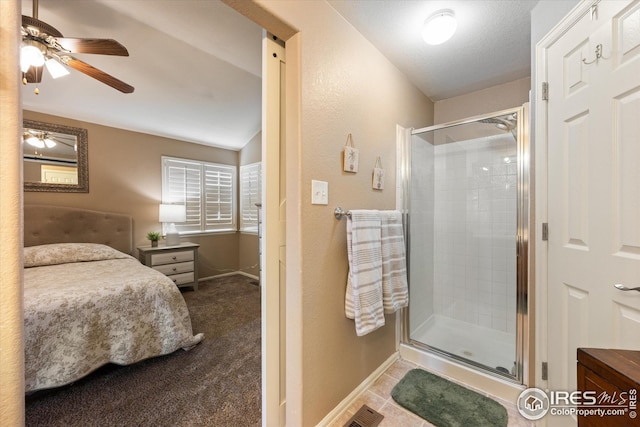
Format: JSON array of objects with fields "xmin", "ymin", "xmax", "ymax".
[{"xmin": 401, "ymin": 104, "xmax": 531, "ymax": 386}]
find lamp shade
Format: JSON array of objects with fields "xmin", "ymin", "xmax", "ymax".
[
  {"xmin": 21, "ymin": 43, "xmax": 45, "ymax": 72},
  {"xmin": 45, "ymin": 58, "xmax": 70, "ymax": 79},
  {"xmin": 25, "ymin": 135, "xmax": 45, "ymax": 148},
  {"xmin": 159, "ymin": 204, "xmax": 186, "ymax": 223}
]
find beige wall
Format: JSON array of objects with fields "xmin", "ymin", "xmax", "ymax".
[
  {"xmin": 254, "ymin": 1, "xmax": 434, "ymax": 425},
  {"xmin": 23, "ymin": 110, "xmax": 241, "ymax": 279},
  {"xmin": 0, "ymin": 1, "xmax": 25, "ymax": 425},
  {"xmin": 23, "ymin": 161, "xmax": 40, "ymax": 182},
  {"xmin": 239, "ymin": 131, "xmax": 262, "ymax": 165},
  {"xmin": 434, "ymin": 77, "xmax": 531, "ymax": 124}
]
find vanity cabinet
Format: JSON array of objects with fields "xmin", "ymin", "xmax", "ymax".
[
  {"xmin": 137, "ymin": 242, "xmax": 199, "ymax": 291},
  {"xmin": 577, "ymin": 348, "xmax": 640, "ymax": 426}
]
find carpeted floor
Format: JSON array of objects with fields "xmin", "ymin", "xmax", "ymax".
[{"xmin": 25, "ymin": 275, "xmax": 261, "ymax": 427}]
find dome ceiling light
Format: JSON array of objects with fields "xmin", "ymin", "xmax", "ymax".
[{"xmin": 422, "ymin": 9, "xmax": 457, "ymax": 46}]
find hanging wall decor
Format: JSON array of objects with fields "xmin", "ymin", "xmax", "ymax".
[
  {"xmin": 372, "ymin": 156, "xmax": 385, "ymax": 190},
  {"xmin": 343, "ymin": 133, "xmax": 359, "ymax": 173}
]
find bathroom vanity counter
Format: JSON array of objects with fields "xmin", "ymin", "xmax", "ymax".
[{"xmin": 577, "ymin": 347, "xmax": 640, "ymax": 426}]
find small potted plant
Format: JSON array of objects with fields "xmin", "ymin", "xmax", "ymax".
[{"xmin": 146, "ymin": 231, "xmax": 161, "ymax": 247}]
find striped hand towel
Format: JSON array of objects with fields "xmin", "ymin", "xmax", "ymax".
[
  {"xmin": 380, "ymin": 210, "xmax": 409, "ymax": 313},
  {"xmin": 345, "ymin": 210, "xmax": 385, "ymax": 336}
]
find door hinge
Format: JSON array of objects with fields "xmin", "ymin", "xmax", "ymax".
[
  {"xmin": 541, "ymin": 82, "xmax": 549, "ymax": 101},
  {"xmin": 542, "ymin": 223, "xmax": 549, "ymax": 241},
  {"xmin": 542, "ymin": 362, "xmax": 548, "ymax": 380}
]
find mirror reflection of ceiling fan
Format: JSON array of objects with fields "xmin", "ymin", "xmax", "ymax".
[
  {"xmin": 21, "ymin": 0, "xmax": 134, "ymax": 94},
  {"xmin": 23, "ymin": 128, "xmax": 76, "ymax": 150}
]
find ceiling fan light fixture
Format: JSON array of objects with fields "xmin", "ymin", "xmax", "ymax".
[
  {"xmin": 45, "ymin": 58, "xmax": 70, "ymax": 79},
  {"xmin": 422, "ymin": 9, "xmax": 457, "ymax": 46},
  {"xmin": 21, "ymin": 7, "xmax": 134, "ymax": 93},
  {"xmin": 43, "ymin": 137, "xmax": 57, "ymax": 148},
  {"xmin": 25, "ymin": 135, "xmax": 45, "ymax": 149},
  {"xmin": 20, "ymin": 43, "xmax": 45, "ymax": 72}
]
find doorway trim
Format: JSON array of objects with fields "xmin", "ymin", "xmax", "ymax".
[{"xmin": 221, "ymin": 1, "xmax": 302, "ymax": 426}]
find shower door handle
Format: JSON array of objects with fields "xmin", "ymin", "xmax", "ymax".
[{"xmin": 614, "ymin": 284, "xmax": 640, "ymax": 292}]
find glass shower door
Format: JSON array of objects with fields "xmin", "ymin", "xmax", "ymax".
[{"xmin": 406, "ymin": 108, "xmax": 526, "ymax": 381}]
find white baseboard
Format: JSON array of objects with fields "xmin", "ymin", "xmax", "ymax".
[
  {"xmin": 234, "ymin": 271, "xmax": 260, "ymax": 280},
  {"xmin": 199, "ymin": 271, "xmax": 259, "ymax": 281},
  {"xmin": 315, "ymin": 352, "xmax": 400, "ymax": 427}
]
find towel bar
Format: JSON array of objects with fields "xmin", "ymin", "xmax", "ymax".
[{"xmin": 334, "ymin": 207, "xmax": 352, "ymax": 220}]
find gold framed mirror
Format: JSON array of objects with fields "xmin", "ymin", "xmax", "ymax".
[{"xmin": 23, "ymin": 120, "xmax": 89, "ymax": 193}]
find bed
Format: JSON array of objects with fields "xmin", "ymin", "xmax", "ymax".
[{"xmin": 23, "ymin": 205, "xmax": 204, "ymax": 393}]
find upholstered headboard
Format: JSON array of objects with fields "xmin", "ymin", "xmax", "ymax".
[{"xmin": 24, "ymin": 205, "xmax": 133, "ymax": 255}]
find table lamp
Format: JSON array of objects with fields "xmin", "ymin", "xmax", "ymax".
[{"xmin": 159, "ymin": 203, "xmax": 186, "ymax": 246}]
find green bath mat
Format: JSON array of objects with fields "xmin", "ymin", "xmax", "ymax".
[{"xmin": 391, "ymin": 369, "xmax": 508, "ymax": 427}]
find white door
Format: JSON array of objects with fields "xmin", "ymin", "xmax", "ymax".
[
  {"xmin": 263, "ymin": 33, "xmax": 286, "ymax": 427},
  {"xmin": 546, "ymin": 0, "xmax": 640, "ymax": 425}
]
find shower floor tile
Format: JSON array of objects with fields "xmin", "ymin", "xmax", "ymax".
[{"xmin": 330, "ymin": 358, "xmax": 534, "ymax": 427}]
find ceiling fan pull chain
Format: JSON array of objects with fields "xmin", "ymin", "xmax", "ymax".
[{"xmin": 34, "ymin": 67, "xmax": 40, "ymax": 95}]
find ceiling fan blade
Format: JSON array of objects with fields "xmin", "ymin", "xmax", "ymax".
[
  {"xmin": 56, "ymin": 38, "xmax": 129, "ymax": 56},
  {"xmin": 24, "ymin": 65, "xmax": 44, "ymax": 83},
  {"xmin": 66, "ymin": 58, "xmax": 134, "ymax": 93}
]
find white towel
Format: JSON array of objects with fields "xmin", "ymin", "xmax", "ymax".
[
  {"xmin": 380, "ymin": 210, "xmax": 409, "ymax": 313},
  {"xmin": 345, "ymin": 210, "xmax": 409, "ymax": 336},
  {"xmin": 345, "ymin": 210, "xmax": 385, "ymax": 336}
]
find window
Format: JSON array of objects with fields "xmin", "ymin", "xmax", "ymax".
[
  {"xmin": 240, "ymin": 162, "xmax": 262, "ymax": 233},
  {"xmin": 162, "ymin": 156, "xmax": 237, "ymax": 234}
]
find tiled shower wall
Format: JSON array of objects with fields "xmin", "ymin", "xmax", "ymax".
[{"xmin": 432, "ymin": 134, "xmax": 517, "ymax": 334}]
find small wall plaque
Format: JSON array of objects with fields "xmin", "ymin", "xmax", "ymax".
[
  {"xmin": 372, "ymin": 156, "xmax": 384, "ymax": 190},
  {"xmin": 343, "ymin": 133, "xmax": 359, "ymax": 173}
]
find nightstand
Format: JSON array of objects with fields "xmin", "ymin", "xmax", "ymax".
[{"xmin": 137, "ymin": 242, "xmax": 200, "ymax": 291}]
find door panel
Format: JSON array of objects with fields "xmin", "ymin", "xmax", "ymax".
[
  {"xmin": 563, "ymin": 110, "xmax": 590, "ymax": 249},
  {"xmin": 546, "ymin": 2, "xmax": 640, "ymax": 426},
  {"xmin": 613, "ymin": 87, "xmax": 640, "ymax": 257},
  {"xmin": 263, "ymin": 34, "xmax": 286, "ymax": 427},
  {"xmin": 547, "ymin": 6, "xmax": 594, "ymax": 397}
]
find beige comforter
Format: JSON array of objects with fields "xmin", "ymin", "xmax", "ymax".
[{"xmin": 24, "ymin": 243, "xmax": 204, "ymax": 392}]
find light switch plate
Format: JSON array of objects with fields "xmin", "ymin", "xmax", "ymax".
[{"xmin": 311, "ymin": 180, "xmax": 328, "ymax": 205}]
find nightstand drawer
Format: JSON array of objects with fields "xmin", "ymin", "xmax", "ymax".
[
  {"xmin": 167, "ymin": 272, "xmax": 194, "ymax": 286},
  {"xmin": 153, "ymin": 261, "xmax": 194, "ymax": 276},
  {"xmin": 151, "ymin": 250, "xmax": 194, "ymax": 266}
]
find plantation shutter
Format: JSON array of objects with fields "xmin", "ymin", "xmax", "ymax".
[
  {"xmin": 162, "ymin": 157, "xmax": 236, "ymax": 234},
  {"xmin": 183, "ymin": 165, "xmax": 203, "ymax": 233},
  {"xmin": 204, "ymin": 164, "xmax": 235, "ymax": 230},
  {"xmin": 240, "ymin": 162, "xmax": 261, "ymax": 232}
]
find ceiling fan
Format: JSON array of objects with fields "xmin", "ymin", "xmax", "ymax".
[
  {"xmin": 21, "ymin": 0, "xmax": 134, "ymax": 94},
  {"xmin": 22, "ymin": 128, "xmax": 77, "ymax": 150}
]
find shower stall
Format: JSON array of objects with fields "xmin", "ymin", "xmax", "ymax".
[{"xmin": 400, "ymin": 105, "xmax": 530, "ymax": 394}]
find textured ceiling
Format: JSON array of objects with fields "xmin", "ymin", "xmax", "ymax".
[
  {"xmin": 328, "ymin": 0, "xmax": 539, "ymax": 101},
  {"xmin": 21, "ymin": 1, "xmax": 539, "ymax": 151}
]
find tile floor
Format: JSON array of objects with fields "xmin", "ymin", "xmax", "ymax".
[{"xmin": 330, "ymin": 358, "xmax": 534, "ymax": 427}]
